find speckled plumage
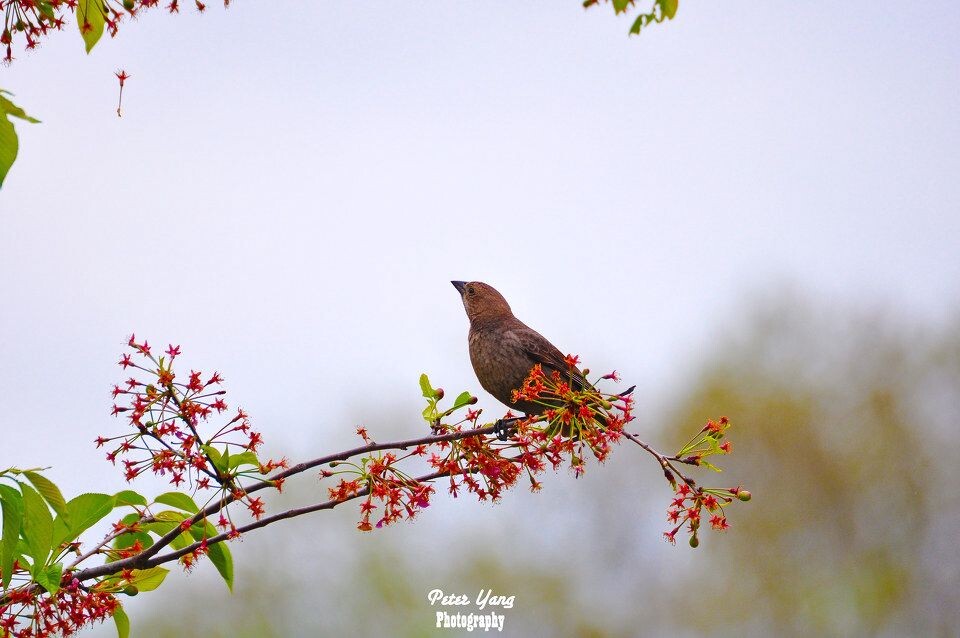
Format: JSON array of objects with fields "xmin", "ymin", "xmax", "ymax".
[{"xmin": 452, "ymin": 281, "xmax": 584, "ymax": 416}]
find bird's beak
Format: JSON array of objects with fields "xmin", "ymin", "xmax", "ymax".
[{"xmin": 451, "ymin": 281, "xmax": 467, "ymax": 295}]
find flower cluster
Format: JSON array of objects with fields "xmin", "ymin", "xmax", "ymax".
[
  {"xmin": 658, "ymin": 417, "xmax": 751, "ymax": 546},
  {"xmin": 328, "ymin": 434, "xmax": 437, "ymax": 532},
  {"xmin": 438, "ymin": 359, "xmax": 633, "ymax": 499},
  {"xmin": 511, "ymin": 360, "xmax": 633, "ymax": 465},
  {"xmin": 1, "ymin": 0, "xmax": 230, "ymax": 64},
  {"xmin": 0, "ymin": 576, "xmax": 118, "ymax": 638},
  {"xmin": 103, "ymin": 336, "xmax": 286, "ymax": 527},
  {"xmin": 328, "ymin": 359, "xmax": 636, "ymax": 530},
  {"xmin": 663, "ymin": 483, "xmax": 750, "ymax": 547}
]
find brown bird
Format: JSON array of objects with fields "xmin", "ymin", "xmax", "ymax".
[{"xmin": 451, "ymin": 281, "xmax": 588, "ymax": 434}]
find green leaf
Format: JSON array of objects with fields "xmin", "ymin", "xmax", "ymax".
[
  {"xmin": 0, "ymin": 113, "xmax": 18, "ymax": 189},
  {"xmin": 19, "ymin": 482, "xmax": 54, "ymax": 573},
  {"xmin": 227, "ymin": 451, "xmax": 259, "ymax": 470},
  {"xmin": 630, "ymin": 13, "xmax": 649, "ymax": 35},
  {"xmin": 0, "ymin": 91, "xmax": 40, "ymax": 189},
  {"xmin": 612, "ymin": 0, "xmax": 630, "ymax": 13},
  {"xmin": 36, "ymin": 0, "xmax": 56, "ymax": 20},
  {"xmin": 419, "ymin": 374, "xmax": 433, "ymax": 399},
  {"xmin": 150, "ymin": 511, "xmax": 186, "ymax": 524},
  {"xmin": 659, "ymin": 0, "xmax": 679, "ymax": 19},
  {"xmin": 154, "ymin": 492, "xmax": 199, "ymax": 513},
  {"xmin": 34, "ymin": 562, "xmax": 54, "ymax": 592},
  {"xmin": 113, "ymin": 604, "xmax": 130, "ymax": 638},
  {"xmin": 52, "ymin": 493, "xmax": 115, "ymax": 548},
  {"xmin": 75, "ymin": 0, "xmax": 106, "ymax": 53},
  {"xmin": 206, "ymin": 539, "xmax": 233, "ymax": 591},
  {"xmin": 42, "ymin": 562, "xmax": 64, "ymax": 595},
  {"xmin": 113, "ymin": 490, "xmax": 147, "ymax": 507},
  {"xmin": 452, "ymin": 391, "xmax": 474, "ymax": 411},
  {"xmin": 126, "ymin": 566, "xmax": 168, "ymax": 592},
  {"xmin": 0, "ymin": 93, "xmax": 41, "ymax": 124},
  {"xmin": 23, "ymin": 471, "xmax": 69, "ymax": 526},
  {"xmin": 0, "ymin": 484, "xmax": 24, "ymax": 588},
  {"xmin": 201, "ymin": 444, "xmax": 227, "ymax": 474}
]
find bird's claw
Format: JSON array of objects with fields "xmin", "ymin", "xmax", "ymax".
[{"xmin": 493, "ymin": 418, "xmax": 517, "ymax": 441}]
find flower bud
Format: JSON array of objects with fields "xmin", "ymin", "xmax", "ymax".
[{"xmin": 663, "ymin": 469, "xmax": 676, "ymax": 489}]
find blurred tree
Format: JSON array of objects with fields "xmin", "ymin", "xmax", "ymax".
[{"xmin": 656, "ymin": 297, "xmax": 957, "ymax": 637}]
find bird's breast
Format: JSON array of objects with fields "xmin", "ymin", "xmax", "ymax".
[{"xmin": 467, "ymin": 325, "xmax": 536, "ymax": 410}]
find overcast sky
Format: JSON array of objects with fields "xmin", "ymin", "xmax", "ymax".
[{"xmin": 1, "ymin": 3, "xmax": 959, "ymax": 616}]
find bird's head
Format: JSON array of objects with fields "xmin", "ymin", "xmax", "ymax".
[{"xmin": 451, "ymin": 281, "xmax": 513, "ymax": 323}]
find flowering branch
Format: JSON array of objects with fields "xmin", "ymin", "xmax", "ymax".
[{"xmin": 0, "ymin": 335, "xmax": 747, "ymax": 637}]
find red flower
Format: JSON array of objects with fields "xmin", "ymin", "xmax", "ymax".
[
  {"xmin": 710, "ymin": 515, "xmax": 729, "ymax": 531},
  {"xmin": 246, "ymin": 496, "xmax": 265, "ymax": 519}
]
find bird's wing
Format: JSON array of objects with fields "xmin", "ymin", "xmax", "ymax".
[{"xmin": 505, "ymin": 324, "xmax": 589, "ymax": 389}]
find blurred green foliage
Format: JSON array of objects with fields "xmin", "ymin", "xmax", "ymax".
[{"xmin": 110, "ymin": 295, "xmax": 959, "ymax": 638}]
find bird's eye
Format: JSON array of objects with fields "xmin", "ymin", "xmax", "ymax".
[{"xmin": 466, "ymin": 286, "xmax": 475, "ymax": 296}]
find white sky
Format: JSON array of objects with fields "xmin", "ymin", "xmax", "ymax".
[{"xmin": 0, "ymin": 3, "xmax": 958, "ymax": 626}]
